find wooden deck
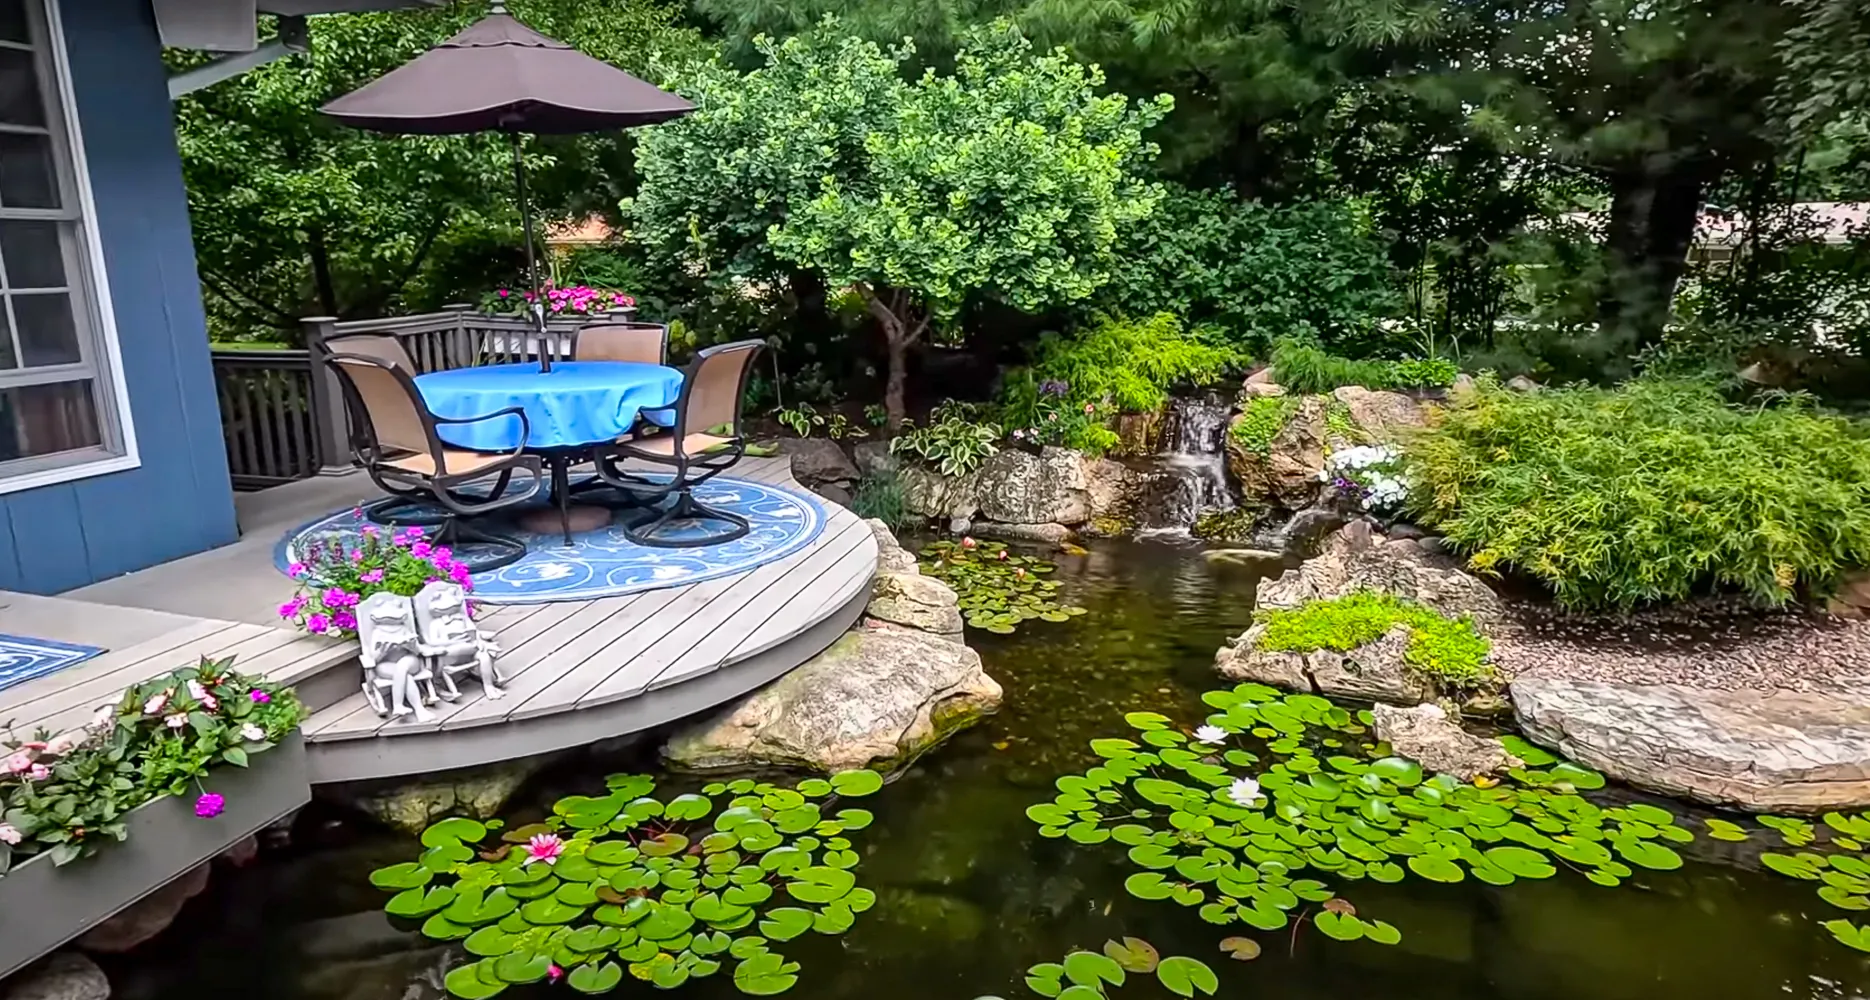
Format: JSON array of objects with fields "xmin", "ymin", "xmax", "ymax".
[{"xmin": 58, "ymin": 456, "xmax": 876, "ymax": 783}]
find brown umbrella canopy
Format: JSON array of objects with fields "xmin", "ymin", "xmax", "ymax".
[{"xmin": 320, "ymin": 4, "xmax": 694, "ymax": 135}]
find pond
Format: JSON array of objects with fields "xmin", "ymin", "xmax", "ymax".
[{"xmin": 110, "ymin": 540, "xmax": 1870, "ymax": 1000}]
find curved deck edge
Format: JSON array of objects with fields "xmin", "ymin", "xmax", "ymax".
[{"xmin": 303, "ymin": 583, "xmax": 871, "ymax": 784}]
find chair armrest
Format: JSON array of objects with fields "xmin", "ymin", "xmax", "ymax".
[{"xmin": 434, "ymin": 405, "xmax": 532, "ymax": 457}]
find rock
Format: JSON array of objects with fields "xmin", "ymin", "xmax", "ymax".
[
  {"xmin": 1837, "ymin": 572, "xmax": 1870, "ymax": 611},
  {"xmin": 778, "ymin": 438, "xmax": 858, "ymax": 486},
  {"xmin": 1244, "ymin": 366, "xmax": 1279, "ymax": 387},
  {"xmin": 851, "ymin": 441, "xmax": 896, "ymax": 477},
  {"xmin": 1202, "ymin": 548, "xmax": 1285, "ymax": 569},
  {"xmin": 867, "ymin": 518, "xmax": 919, "ymax": 575},
  {"xmin": 1256, "ymin": 521, "xmax": 1505, "ymax": 623},
  {"xmin": 1506, "ymin": 375, "xmax": 1542, "ymax": 393},
  {"xmin": 1511, "ymin": 677, "xmax": 1870, "ymax": 813},
  {"xmin": 1307, "ymin": 624, "xmax": 1436, "ymax": 704},
  {"xmin": 1111, "ymin": 410, "xmax": 1163, "ymax": 456},
  {"xmin": 2, "ymin": 953, "xmax": 110, "ymax": 1000},
  {"xmin": 1330, "ymin": 386, "xmax": 1425, "ymax": 440},
  {"xmin": 1242, "ymin": 381, "xmax": 1288, "ymax": 398},
  {"xmin": 1276, "ymin": 504, "xmax": 1350, "ymax": 558},
  {"xmin": 78, "ymin": 863, "xmax": 210, "ymax": 953},
  {"xmin": 327, "ymin": 756, "xmax": 554, "ymax": 835},
  {"xmin": 967, "ymin": 521, "xmax": 1074, "ymax": 546},
  {"xmin": 1372, "ymin": 702, "xmax": 1522, "ymax": 780},
  {"xmin": 812, "ymin": 482, "xmax": 852, "ymax": 507},
  {"xmin": 1450, "ymin": 373, "xmax": 1477, "ymax": 395},
  {"xmin": 1081, "ymin": 457, "xmax": 1141, "ymax": 526},
  {"xmin": 898, "ymin": 464, "xmax": 980, "ymax": 520},
  {"xmin": 867, "ymin": 572, "xmax": 964, "ymax": 637},
  {"xmin": 975, "ymin": 447, "xmax": 1090, "ymax": 525},
  {"xmin": 1226, "ymin": 396, "xmax": 1329, "ymax": 510},
  {"xmin": 662, "ymin": 628, "xmax": 1002, "ymax": 773},
  {"xmin": 1213, "ymin": 623, "xmax": 1312, "ymax": 692}
]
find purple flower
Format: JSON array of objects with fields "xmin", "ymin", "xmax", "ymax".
[
  {"xmin": 360, "ymin": 568, "xmax": 384, "ymax": 584},
  {"xmin": 278, "ymin": 597, "xmax": 305, "ymax": 619},
  {"xmin": 409, "ymin": 541, "xmax": 433, "ymax": 559},
  {"xmin": 361, "ymin": 525, "xmax": 379, "ymax": 538},
  {"xmin": 333, "ymin": 611, "xmax": 357, "ymax": 631},
  {"xmin": 250, "ymin": 690, "xmax": 271, "ymax": 704},
  {"xmin": 323, "ymin": 587, "xmax": 358, "ymax": 609},
  {"xmin": 287, "ymin": 562, "xmax": 308, "ymax": 578},
  {"xmin": 195, "ymin": 793, "xmax": 225, "ymax": 819},
  {"xmin": 306, "ymin": 614, "xmax": 330, "ymax": 634},
  {"xmin": 350, "ymin": 506, "xmax": 365, "ymax": 521},
  {"xmin": 450, "ymin": 564, "xmax": 473, "ymax": 585},
  {"xmin": 1039, "ymin": 379, "xmax": 1069, "ymax": 397}
]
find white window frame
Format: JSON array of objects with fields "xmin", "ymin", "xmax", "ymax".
[{"xmin": 0, "ymin": 0, "xmax": 139, "ymax": 495}]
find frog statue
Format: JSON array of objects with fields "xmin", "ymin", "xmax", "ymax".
[
  {"xmin": 357, "ymin": 592, "xmax": 436, "ymax": 722},
  {"xmin": 413, "ymin": 581, "xmax": 504, "ymax": 701}
]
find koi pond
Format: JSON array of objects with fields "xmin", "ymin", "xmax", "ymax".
[{"xmin": 114, "ymin": 541, "xmax": 1870, "ymax": 1000}]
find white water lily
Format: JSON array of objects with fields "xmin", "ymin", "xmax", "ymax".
[
  {"xmin": 1193, "ymin": 725, "xmax": 1228, "ymax": 745},
  {"xmin": 1228, "ymin": 777, "xmax": 1265, "ymax": 808}
]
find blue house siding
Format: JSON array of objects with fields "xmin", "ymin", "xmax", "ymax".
[{"xmin": 0, "ymin": 0, "xmax": 238, "ymax": 593}]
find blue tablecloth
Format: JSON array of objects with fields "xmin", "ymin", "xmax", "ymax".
[{"xmin": 415, "ymin": 361, "xmax": 683, "ymax": 451}]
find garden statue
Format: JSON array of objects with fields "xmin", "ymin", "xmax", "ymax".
[
  {"xmin": 358, "ymin": 592, "xmax": 436, "ymax": 722},
  {"xmin": 414, "ymin": 581, "xmax": 504, "ymax": 701}
]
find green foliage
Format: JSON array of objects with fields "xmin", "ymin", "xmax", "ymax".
[
  {"xmin": 1026, "ymin": 686, "xmax": 1687, "ymax": 955},
  {"xmin": 1016, "ymin": 314, "xmax": 1242, "ymax": 415},
  {"xmin": 890, "ymin": 405, "xmax": 1002, "ymax": 477},
  {"xmin": 1407, "ymin": 378, "xmax": 1870, "ymax": 609},
  {"xmin": 0, "ymin": 658, "xmax": 303, "ymax": 874},
  {"xmin": 1095, "ymin": 186, "xmax": 1400, "ymax": 353},
  {"xmin": 1227, "ymin": 396, "xmax": 1299, "ymax": 455},
  {"xmin": 1737, "ymin": 809, "xmax": 1870, "ymax": 952},
  {"xmin": 372, "ymin": 770, "xmax": 886, "ymax": 997},
  {"xmin": 918, "ymin": 540, "xmax": 1086, "ymax": 633},
  {"xmin": 1254, "ymin": 593, "xmax": 1494, "ymax": 689},
  {"xmin": 774, "ymin": 404, "xmax": 866, "ymax": 441},
  {"xmin": 849, "ymin": 471, "xmax": 908, "ymax": 531},
  {"xmin": 997, "ymin": 379, "xmax": 1119, "ymax": 455},
  {"xmin": 1270, "ymin": 339, "xmax": 1457, "ymax": 395},
  {"xmin": 1001, "ymin": 944, "xmax": 1217, "ymax": 999}
]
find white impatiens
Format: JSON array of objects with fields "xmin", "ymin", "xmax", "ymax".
[
  {"xmin": 1228, "ymin": 777, "xmax": 1265, "ymax": 808},
  {"xmin": 1323, "ymin": 444, "xmax": 1408, "ymax": 513},
  {"xmin": 1193, "ymin": 725, "xmax": 1228, "ymax": 745}
]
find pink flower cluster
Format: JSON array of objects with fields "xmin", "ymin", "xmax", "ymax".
[
  {"xmin": 492, "ymin": 284, "xmax": 634, "ymax": 316},
  {"xmin": 277, "ymin": 523, "xmax": 472, "ymax": 638}
]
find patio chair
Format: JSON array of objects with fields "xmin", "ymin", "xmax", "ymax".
[
  {"xmin": 326, "ymin": 351, "xmax": 545, "ymax": 572},
  {"xmin": 593, "ymin": 339, "xmax": 764, "ymax": 548},
  {"xmin": 571, "ymin": 321, "xmax": 669, "ymax": 365},
  {"xmin": 325, "ymin": 331, "xmax": 419, "ymax": 373}
]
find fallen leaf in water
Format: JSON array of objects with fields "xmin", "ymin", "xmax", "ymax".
[
  {"xmin": 1219, "ymin": 937, "xmax": 1262, "ymax": 961},
  {"xmin": 1473, "ymin": 776, "xmax": 1500, "ymax": 788},
  {"xmin": 1321, "ymin": 898, "xmax": 1356, "ymax": 916},
  {"xmin": 1058, "ymin": 543, "xmax": 1089, "ymax": 556},
  {"xmin": 1103, "ymin": 936, "xmax": 1160, "ymax": 972},
  {"xmin": 993, "ymin": 741, "xmax": 1010, "ymax": 750}
]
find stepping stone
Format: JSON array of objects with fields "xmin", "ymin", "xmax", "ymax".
[{"xmin": 1511, "ymin": 677, "xmax": 1870, "ymax": 814}]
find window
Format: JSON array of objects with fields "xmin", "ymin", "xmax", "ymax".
[{"xmin": 0, "ymin": 0, "xmax": 130, "ymax": 483}]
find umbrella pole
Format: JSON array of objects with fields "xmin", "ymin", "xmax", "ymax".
[{"xmin": 509, "ymin": 132, "xmax": 551, "ymax": 373}]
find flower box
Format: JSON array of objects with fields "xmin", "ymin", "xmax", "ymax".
[{"xmin": 0, "ymin": 732, "xmax": 309, "ymax": 981}]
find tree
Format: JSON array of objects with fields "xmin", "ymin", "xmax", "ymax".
[{"xmin": 635, "ymin": 22, "xmax": 1170, "ymax": 425}]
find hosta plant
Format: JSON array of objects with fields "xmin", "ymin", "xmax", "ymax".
[
  {"xmin": 1027, "ymin": 685, "xmax": 1695, "ymax": 949},
  {"xmin": 371, "ymin": 769, "xmax": 886, "ymax": 997},
  {"xmin": 919, "ymin": 539, "xmax": 1086, "ymax": 634}
]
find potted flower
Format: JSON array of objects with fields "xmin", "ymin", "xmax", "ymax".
[
  {"xmin": 479, "ymin": 284, "xmax": 636, "ymax": 321},
  {"xmin": 279, "ymin": 518, "xmax": 474, "ymax": 639}
]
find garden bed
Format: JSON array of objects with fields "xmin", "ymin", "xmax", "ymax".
[{"xmin": 0, "ymin": 732, "xmax": 310, "ymax": 980}]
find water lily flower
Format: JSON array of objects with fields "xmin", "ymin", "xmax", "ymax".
[
  {"xmin": 250, "ymin": 689, "xmax": 271, "ymax": 704},
  {"xmin": 548, "ymin": 965, "xmax": 564, "ymax": 982},
  {"xmin": 165, "ymin": 713, "xmax": 188, "ymax": 730},
  {"xmin": 1228, "ymin": 777, "xmax": 1264, "ymax": 807},
  {"xmin": 0, "ymin": 823, "xmax": 20, "ymax": 845},
  {"xmin": 1193, "ymin": 725, "xmax": 1227, "ymax": 745},
  {"xmin": 143, "ymin": 692, "xmax": 170, "ymax": 716},
  {"xmin": 195, "ymin": 793, "xmax": 225, "ymax": 818},
  {"xmin": 240, "ymin": 723, "xmax": 266, "ymax": 742},
  {"xmin": 961, "ymin": 536, "xmax": 978, "ymax": 550},
  {"xmin": 522, "ymin": 833, "xmax": 564, "ymax": 867}
]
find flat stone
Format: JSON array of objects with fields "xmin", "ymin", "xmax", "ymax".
[
  {"xmin": 2, "ymin": 953, "xmax": 110, "ymax": 1000},
  {"xmin": 1373, "ymin": 702, "xmax": 1522, "ymax": 780},
  {"xmin": 1511, "ymin": 677, "xmax": 1870, "ymax": 813},
  {"xmin": 1202, "ymin": 548, "xmax": 1285, "ymax": 568},
  {"xmin": 779, "ymin": 437, "xmax": 858, "ymax": 485},
  {"xmin": 1331, "ymin": 386, "xmax": 1425, "ymax": 439},
  {"xmin": 867, "ymin": 572, "xmax": 963, "ymax": 637},
  {"xmin": 867, "ymin": 518, "xmax": 920, "ymax": 575},
  {"xmin": 967, "ymin": 521, "xmax": 1074, "ymax": 546},
  {"xmin": 1257, "ymin": 521, "xmax": 1504, "ymax": 623}
]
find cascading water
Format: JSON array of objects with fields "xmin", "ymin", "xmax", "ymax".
[{"xmin": 1137, "ymin": 393, "xmax": 1237, "ymax": 536}]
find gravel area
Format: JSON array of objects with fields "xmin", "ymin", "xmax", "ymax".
[{"xmin": 1491, "ymin": 598, "xmax": 1870, "ymax": 691}]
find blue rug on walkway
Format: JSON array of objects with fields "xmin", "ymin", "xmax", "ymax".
[
  {"xmin": 0, "ymin": 634, "xmax": 105, "ymax": 693},
  {"xmin": 275, "ymin": 476, "xmax": 827, "ymax": 604}
]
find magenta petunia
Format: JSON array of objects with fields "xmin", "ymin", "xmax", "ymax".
[
  {"xmin": 250, "ymin": 690, "xmax": 271, "ymax": 704},
  {"xmin": 195, "ymin": 793, "xmax": 226, "ymax": 818}
]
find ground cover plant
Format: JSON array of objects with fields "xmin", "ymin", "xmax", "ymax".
[
  {"xmin": 370, "ymin": 770, "xmax": 886, "ymax": 997},
  {"xmin": 0, "ymin": 657, "xmax": 304, "ymax": 872},
  {"xmin": 1269, "ymin": 339, "xmax": 1458, "ymax": 395},
  {"xmin": 1407, "ymin": 377, "xmax": 1870, "ymax": 609},
  {"xmin": 1027, "ymin": 685, "xmax": 1691, "ymax": 952},
  {"xmin": 919, "ymin": 539, "xmax": 1086, "ymax": 634},
  {"xmin": 1254, "ymin": 593, "xmax": 1494, "ymax": 689}
]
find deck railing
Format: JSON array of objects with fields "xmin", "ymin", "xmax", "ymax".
[{"xmin": 210, "ymin": 305, "xmax": 629, "ymax": 490}]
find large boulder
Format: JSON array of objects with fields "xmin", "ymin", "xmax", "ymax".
[
  {"xmin": 662, "ymin": 628, "xmax": 1002, "ymax": 773},
  {"xmin": 968, "ymin": 521, "xmax": 1074, "ymax": 546},
  {"xmin": 2, "ymin": 954, "xmax": 110, "ymax": 1000},
  {"xmin": 1512, "ymin": 677, "xmax": 1870, "ymax": 813},
  {"xmin": 1226, "ymin": 396, "xmax": 1330, "ymax": 510},
  {"xmin": 1330, "ymin": 386, "xmax": 1425, "ymax": 440},
  {"xmin": 1372, "ymin": 702, "xmax": 1522, "ymax": 780},
  {"xmin": 976, "ymin": 447, "xmax": 1091, "ymax": 525},
  {"xmin": 1081, "ymin": 457, "xmax": 1142, "ymax": 529},
  {"xmin": 78, "ymin": 863, "xmax": 210, "ymax": 953},
  {"xmin": 324, "ymin": 755, "xmax": 554, "ymax": 835},
  {"xmin": 851, "ymin": 441, "xmax": 897, "ymax": 477},
  {"xmin": 778, "ymin": 437, "xmax": 858, "ymax": 487},
  {"xmin": 898, "ymin": 464, "xmax": 981, "ymax": 520},
  {"xmin": 868, "ymin": 572, "xmax": 964, "ymax": 638},
  {"xmin": 1215, "ymin": 622, "xmax": 1435, "ymax": 704},
  {"xmin": 1256, "ymin": 521, "xmax": 1505, "ymax": 623}
]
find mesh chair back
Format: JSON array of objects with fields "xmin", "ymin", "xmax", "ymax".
[
  {"xmin": 574, "ymin": 323, "xmax": 669, "ymax": 365},
  {"xmin": 677, "ymin": 341, "xmax": 763, "ymax": 440},
  {"xmin": 326, "ymin": 333, "xmax": 417, "ymax": 374},
  {"xmin": 331, "ymin": 356, "xmax": 434, "ymax": 461}
]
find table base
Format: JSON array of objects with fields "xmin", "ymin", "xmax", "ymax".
[{"xmin": 519, "ymin": 504, "xmax": 612, "ymax": 537}]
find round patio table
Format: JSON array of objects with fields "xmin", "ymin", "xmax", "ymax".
[{"xmin": 415, "ymin": 361, "xmax": 684, "ymax": 544}]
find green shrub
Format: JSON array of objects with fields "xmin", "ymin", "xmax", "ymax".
[
  {"xmin": 1016, "ymin": 313, "xmax": 1241, "ymax": 416},
  {"xmin": 1254, "ymin": 592, "xmax": 1494, "ymax": 689},
  {"xmin": 1228, "ymin": 395, "xmax": 1299, "ymax": 454},
  {"xmin": 1270, "ymin": 339, "xmax": 1458, "ymax": 395},
  {"xmin": 889, "ymin": 402, "xmax": 1001, "ymax": 476},
  {"xmin": 1408, "ymin": 378, "xmax": 1870, "ymax": 609},
  {"xmin": 851, "ymin": 469, "xmax": 907, "ymax": 530}
]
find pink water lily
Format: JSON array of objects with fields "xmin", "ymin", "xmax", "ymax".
[{"xmin": 522, "ymin": 833, "xmax": 564, "ymax": 867}]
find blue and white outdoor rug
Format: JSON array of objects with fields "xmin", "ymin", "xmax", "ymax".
[
  {"xmin": 276, "ymin": 476, "xmax": 827, "ymax": 604},
  {"xmin": 0, "ymin": 634, "xmax": 105, "ymax": 693}
]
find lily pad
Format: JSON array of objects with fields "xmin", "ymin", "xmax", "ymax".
[
  {"xmin": 1154, "ymin": 956, "xmax": 1219, "ymax": 997},
  {"xmin": 829, "ymin": 769, "xmax": 885, "ymax": 797}
]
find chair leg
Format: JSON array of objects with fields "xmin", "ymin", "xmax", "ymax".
[
  {"xmin": 620, "ymin": 488, "xmax": 751, "ymax": 548},
  {"xmin": 433, "ymin": 516, "xmax": 529, "ymax": 574}
]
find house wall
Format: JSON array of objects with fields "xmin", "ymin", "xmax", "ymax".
[{"xmin": 0, "ymin": 0, "xmax": 238, "ymax": 593}]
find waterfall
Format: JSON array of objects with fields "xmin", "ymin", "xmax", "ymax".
[{"xmin": 1138, "ymin": 393, "xmax": 1237, "ymax": 536}]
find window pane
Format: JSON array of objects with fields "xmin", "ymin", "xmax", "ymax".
[
  {"xmin": 0, "ymin": 132, "xmax": 56, "ymax": 208},
  {"xmin": 0, "ymin": 0, "xmax": 27, "ymax": 45},
  {"xmin": 12, "ymin": 291, "xmax": 79, "ymax": 366},
  {"xmin": 0, "ymin": 301, "xmax": 16, "ymax": 369},
  {"xmin": 0, "ymin": 48, "xmax": 44, "ymax": 128},
  {"xmin": 0, "ymin": 379, "xmax": 100, "ymax": 461},
  {"xmin": 0, "ymin": 219, "xmax": 64, "ymax": 288}
]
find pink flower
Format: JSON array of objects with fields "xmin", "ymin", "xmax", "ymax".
[
  {"xmin": 361, "ymin": 525, "xmax": 379, "ymax": 538},
  {"xmin": 187, "ymin": 680, "xmax": 218, "ymax": 711},
  {"xmin": 522, "ymin": 833, "xmax": 564, "ymax": 867},
  {"xmin": 333, "ymin": 610, "xmax": 357, "ymax": 632},
  {"xmin": 350, "ymin": 549, "xmax": 365, "ymax": 563},
  {"xmin": 1, "ymin": 752, "xmax": 32, "ymax": 775},
  {"xmin": 409, "ymin": 541, "xmax": 433, "ymax": 559},
  {"xmin": 450, "ymin": 564, "xmax": 473, "ymax": 585},
  {"xmin": 250, "ymin": 690, "xmax": 271, "ymax": 704},
  {"xmin": 360, "ymin": 568, "xmax": 385, "ymax": 584},
  {"xmin": 0, "ymin": 823, "xmax": 20, "ymax": 845},
  {"xmin": 432, "ymin": 546, "xmax": 453, "ymax": 565},
  {"xmin": 45, "ymin": 731, "xmax": 80, "ymax": 755},
  {"xmin": 498, "ymin": 288, "xmax": 510, "ymax": 298},
  {"xmin": 548, "ymin": 965, "xmax": 564, "ymax": 982},
  {"xmin": 307, "ymin": 614, "xmax": 330, "ymax": 634},
  {"xmin": 165, "ymin": 713, "xmax": 188, "ymax": 729},
  {"xmin": 351, "ymin": 506, "xmax": 365, "ymax": 521},
  {"xmin": 240, "ymin": 723, "xmax": 266, "ymax": 742},
  {"xmin": 26, "ymin": 764, "xmax": 48, "ymax": 781},
  {"xmin": 143, "ymin": 692, "xmax": 170, "ymax": 716},
  {"xmin": 1083, "ymin": 403, "xmax": 1095, "ymax": 414},
  {"xmin": 324, "ymin": 587, "xmax": 358, "ymax": 608},
  {"xmin": 195, "ymin": 793, "xmax": 225, "ymax": 818},
  {"xmin": 278, "ymin": 597, "xmax": 305, "ymax": 619},
  {"xmin": 287, "ymin": 562, "xmax": 308, "ymax": 578}
]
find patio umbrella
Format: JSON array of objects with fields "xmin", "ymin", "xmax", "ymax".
[{"xmin": 321, "ymin": 1, "xmax": 694, "ymax": 371}]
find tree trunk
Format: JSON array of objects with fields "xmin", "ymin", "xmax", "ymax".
[
  {"xmin": 1599, "ymin": 158, "xmax": 1720, "ymax": 354},
  {"xmin": 861, "ymin": 285, "xmax": 929, "ymax": 430},
  {"xmin": 308, "ymin": 225, "xmax": 339, "ymax": 318}
]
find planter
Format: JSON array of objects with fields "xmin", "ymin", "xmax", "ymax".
[{"xmin": 0, "ymin": 732, "xmax": 310, "ymax": 981}]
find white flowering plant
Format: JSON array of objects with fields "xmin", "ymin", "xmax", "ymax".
[{"xmin": 1321, "ymin": 444, "xmax": 1409, "ymax": 513}]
